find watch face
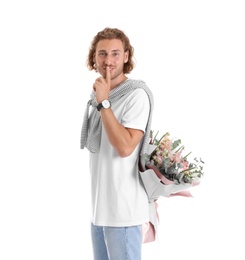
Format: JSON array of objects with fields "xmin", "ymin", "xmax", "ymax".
[{"xmin": 102, "ymin": 100, "xmax": 110, "ymax": 108}]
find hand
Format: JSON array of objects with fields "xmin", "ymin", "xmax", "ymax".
[{"xmin": 93, "ymin": 66, "xmax": 111, "ymax": 103}]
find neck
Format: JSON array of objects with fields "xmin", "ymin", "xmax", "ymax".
[{"xmin": 110, "ymin": 74, "xmax": 128, "ymax": 90}]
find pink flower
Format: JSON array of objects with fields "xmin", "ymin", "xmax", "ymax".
[
  {"xmin": 147, "ymin": 131, "xmax": 204, "ymax": 184},
  {"xmin": 181, "ymin": 159, "xmax": 189, "ymax": 170},
  {"xmin": 172, "ymin": 151, "xmax": 182, "ymax": 163}
]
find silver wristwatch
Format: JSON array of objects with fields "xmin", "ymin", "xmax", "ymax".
[{"xmin": 97, "ymin": 99, "xmax": 111, "ymax": 111}]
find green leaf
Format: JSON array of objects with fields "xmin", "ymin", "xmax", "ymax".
[{"xmin": 172, "ymin": 139, "xmax": 181, "ymax": 150}]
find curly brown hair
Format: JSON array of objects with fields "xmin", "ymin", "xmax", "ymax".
[{"xmin": 86, "ymin": 27, "xmax": 135, "ymax": 74}]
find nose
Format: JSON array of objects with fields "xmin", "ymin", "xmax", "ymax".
[{"xmin": 105, "ymin": 54, "xmax": 113, "ymax": 65}]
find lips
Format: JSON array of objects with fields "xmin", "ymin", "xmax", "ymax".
[{"xmin": 104, "ymin": 67, "xmax": 114, "ymax": 71}]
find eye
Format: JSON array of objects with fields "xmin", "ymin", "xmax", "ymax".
[{"xmin": 98, "ymin": 52, "xmax": 106, "ymax": 57}]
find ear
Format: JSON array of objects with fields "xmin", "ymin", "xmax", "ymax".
[
  {"xmin": 124, "ymin": 51, "xmax": 129, "ymax": 63},
  {"xmin": 93, "ymin": 54, "xmax": 95, "ymax": 63},
  {"xmin": 93, "ymin": 55, "xmax": 97, "ymax": 69}
]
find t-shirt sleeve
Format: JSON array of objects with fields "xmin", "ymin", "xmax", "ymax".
[{"xmin": 121, "ymin": 88, "xmax": 150, "ymax": 133}]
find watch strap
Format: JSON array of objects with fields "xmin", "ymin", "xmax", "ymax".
[{"xmin": 97, "ymin": 103, "xmax": 103, "ymax": 111}]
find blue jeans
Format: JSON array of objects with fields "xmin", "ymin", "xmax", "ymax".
[{"xmin": 91, "ymin": 223, "xmax": 142, "ymax": 260}]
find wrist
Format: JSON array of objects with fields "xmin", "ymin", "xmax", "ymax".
[{"xmin": 97, "ymin": 99, "xmax": 111, "ymax": 111}]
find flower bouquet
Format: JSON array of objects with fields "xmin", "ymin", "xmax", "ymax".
[
  {"xmin": 140, "ymin": 130, "xmax": 205, "ymax": 201},
  {"xmin": 140, "ymin": 130, "xmax": 205, "ymax": 243},
  {"xmin": 146, "ymin": 130, "xmax": 204, "ymax": 186}
]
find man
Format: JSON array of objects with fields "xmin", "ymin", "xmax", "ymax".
[{"xmin": 80, "ymin": 27, "xmax": 154, "ymax": 260}]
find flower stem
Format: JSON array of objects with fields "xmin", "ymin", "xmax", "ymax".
[
  {"xmin": 183, "ymin": 151, "xmax": 192, "ymax": 159},
  {"xmin": 156, "ymin": 132, "xmax": 169, "ymax": 145}
]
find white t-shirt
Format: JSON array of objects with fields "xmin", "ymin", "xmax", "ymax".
[{"xmin": 89, "ymin": 87, "xmax": 150, "ymax": 227}]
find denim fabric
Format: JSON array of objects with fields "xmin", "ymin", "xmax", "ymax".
[{"xmin": 91, "ymin": 223, "xmax": 142, "ymax": 260}]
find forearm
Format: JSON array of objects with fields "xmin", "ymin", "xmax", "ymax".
[{"xmin": 100, "ymin": 108, "xmax": 141, "ymax": 157}]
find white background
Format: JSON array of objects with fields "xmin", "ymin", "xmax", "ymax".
[{"xmin": 0, "ymin": 0, "xmax": 244, "ymax": 259}]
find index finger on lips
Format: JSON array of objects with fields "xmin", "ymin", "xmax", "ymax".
[{"xmin": 106, "ymin": 66, "xmax": 111, "ymax": 84}]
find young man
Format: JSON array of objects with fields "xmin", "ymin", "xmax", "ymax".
[{"xmin": 80, "ymin": 27, "xmax": 154, "ymax": 260}]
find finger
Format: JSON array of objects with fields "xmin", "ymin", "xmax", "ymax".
[{"xmin": 106, "ymin": 66, "xmax": 111, "ymax": 84}]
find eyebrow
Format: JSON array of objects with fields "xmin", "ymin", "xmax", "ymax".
[{"xmin": 98, "ymin": 49, "xmax": 122, "ymax": 53}]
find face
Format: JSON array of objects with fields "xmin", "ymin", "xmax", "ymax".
[{"xmin": 93, "ymin": 39, "xmax": 128, "ymax": 80}]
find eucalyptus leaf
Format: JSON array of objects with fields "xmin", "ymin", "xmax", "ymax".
[{"xmin": 172, "ymin": 139, "xmax": 181, "ymax": 150}]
